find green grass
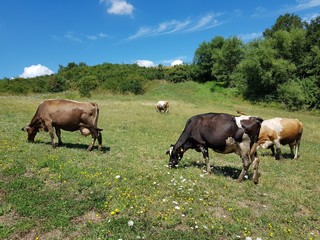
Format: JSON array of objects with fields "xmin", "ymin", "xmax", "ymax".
[{"xmin": 0, "ymin": 81, "xmax": 319, "ymax": 239}]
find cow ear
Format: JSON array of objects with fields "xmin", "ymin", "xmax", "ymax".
[{"xmin": 166, "ymin": 150, "xmax": 170, "ymax": 155}]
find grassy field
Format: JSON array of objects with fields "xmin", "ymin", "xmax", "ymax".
[{"xmin": 0, "ymin": 81, "xmax": 319, "ymax": 240}]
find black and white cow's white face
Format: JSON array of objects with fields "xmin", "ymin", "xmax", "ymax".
[{"xmin": 167, "ymin": 145, "xmax": 184, "ymax": 168}]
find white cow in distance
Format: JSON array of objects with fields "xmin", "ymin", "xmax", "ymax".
[{"xmin": 156, "ymin": 101, "xmax": 169, "ymax": 113}]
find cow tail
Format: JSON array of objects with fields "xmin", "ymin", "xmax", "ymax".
[{"xmin": 93, "ymin": 103, "xmax": 103, "ymax": 132}]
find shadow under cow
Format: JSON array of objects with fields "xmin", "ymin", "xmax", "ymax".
[
  {"xmin": 32, "ymin": 140, "xmax": 110, "ymax": 152},
  {"xmin": 182, "ymin": 161, "xmax": 254, "ymax": 181}
]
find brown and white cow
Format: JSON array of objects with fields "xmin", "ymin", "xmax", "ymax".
[
  {"xmin": 167, "ymin": 113, "xmax": 263, "ymax": 184},
  {"xmin": 22, "ymin": 99, "xmax": 103, "ymax": 151},
  {"xmin": 258, "ymin": 118, "xmax": 303, "ymax": 160},
  {"xmin": 156, "ymin": 101, "xmax": 169, "ymax": 113}
]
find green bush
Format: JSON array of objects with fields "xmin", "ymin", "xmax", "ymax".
[
  {"xmin": 78, "ymin": 76, "xmax": 99, "ymax": 97},
  {"xmin": 277, "ymin": 80, "xmax": 306, "ymax": 110},
  {"xmin": 48, "ymin": 76, "xmax": 67, "ymax": 93},
  {"xmin": 119, "ymin": 79, "xmax": 144, "ymax": 95}
]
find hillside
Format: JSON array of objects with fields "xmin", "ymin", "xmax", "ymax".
[{"xmin": 0, "ymin": 81, "xmax": 319, "ymax": 239}]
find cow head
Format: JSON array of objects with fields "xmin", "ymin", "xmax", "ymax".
[
  {"xmin": 166, "ymin": 145, "xmax": 184, "ymax": 168},
  {"xmin": 21, "ymin": 124, "xmax": 38, "ymax": 142}
]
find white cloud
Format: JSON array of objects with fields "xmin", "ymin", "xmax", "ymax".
[
  {"xmin": 171, "ymin": 60, "xmax": 183, "ymax": 66},
  {"xmin": 294, "ymin": 0, "xmax": 320, "ymax": 11},
  {"xmin": 251, "ymin": 7, "xmax": 266, "ymax": 17},
  {"xmin": 19, "ymin": 64, "xmax": 54, "ymax": 78},
  {"xmin": 127, "ymin": 13, "xmax": 223, "ymax": 40},
  {"xmin": 238, "ymin": 32, "xmax": 263, "ymax": 41},
  {"xmin": 87, "ymin": 32, "xmax": 109, "ymax": 40},
  {"xmin": 136, "ymin": 60, "xmax": 155, "ymax": 67},
  {"xmin": 100, "ymin": 0, "xmax": 134, "ymax": 16},
  {"xmin": 303, "ymin": 12, "xmax": 320, "ymax": 23},
  {"xmin": 65, "ymin": 31, "xmax": 82, "ymax": 42}
]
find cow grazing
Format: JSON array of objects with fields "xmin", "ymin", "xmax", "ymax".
[
  {"xmin": 156, "ymin": 101, "xmax": 169, "ymax": 113},
  {"xmin": 258, "ymin": 118, "xmax": 303, "ymax": 160},
  {"xmin": 22, "ymin": 99, "xmax": 103, "ymax": 151},
  {"xmin": 167, "ymin": 113, "xmax": 263, "ymax": 184}
]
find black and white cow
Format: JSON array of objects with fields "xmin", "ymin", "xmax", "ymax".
[{"xmin": 167, "ymin": 113, "xmax": 263, "ymax": 184}]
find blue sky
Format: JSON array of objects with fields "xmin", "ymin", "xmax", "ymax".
[{"xmin": 0, "ymin": 0, "xmax": 319, "ymax": 79}]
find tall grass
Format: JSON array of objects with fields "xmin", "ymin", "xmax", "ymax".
[{"xmin": 0, "ymin": 81, "xmax": 319, "ymax": 239}]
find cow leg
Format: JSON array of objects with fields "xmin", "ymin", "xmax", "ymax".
[
  {"xmin": 252, "ymin": 155, "xmax": 260, "ymax": 184},
  {"xmin": 97, "ymin": 131, "xmax": 102, "ymax": 151},
  {"xmin": 270, "ymin": 145, "xmax": 275, "ymax": 157},
  {"xmin": 200, "ymin": 146, "xmax": 211, "ymax": 173},
  {"xmin": 294, "ymin": 139, "xmax": 301, "ymax": 159},
  {"xmin": 237, "ymin": 134, "xmax": 252, "ymax": 182},
  {"xmin": 55, "ymin": 127, "xmax": 63, "ymax": 146},
  {"xmin": 87, "ymin": 129, "xmax": 98, "ymax": 151},
  {"xmin": 45, "ymin": 123, "xmax": 56, "ymax": 148},
  {"xmin": 238, "ymin": 154, "xmax": 251, "ymax": 183},
  {"xmin": 274, "ymin": 141, "xmax": 283, "ymax": 160},
  {"xmin": 87, "ymin": 136, "xmax": 95, "ymax": 151},
  {"xmin": 275, "ymin": 148, "xmax": 283, "ymax": 160},
  {"xmin": 289, "ymin": 144, "xmax": 295, "ymax": 159}
]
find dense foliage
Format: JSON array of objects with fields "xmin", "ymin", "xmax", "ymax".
[
  {"xmin": 193, "ymin": 14, "xmax": 320, "ymax": 110},
  {"xmin": 1, "ymin": 13, "xmax": 320, "ymax": 110}
]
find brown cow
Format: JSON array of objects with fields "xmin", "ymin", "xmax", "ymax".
[
  {"xmin": 258, "ymin": 118, "xmax": 303, "ymax": 159},
  {"xmin": 22, "ymin": 99, "xmax": 103, "ymax": 151},
  {"xmin": 156, "ymin": 101, "xmax": 169, "ymax": 113}
]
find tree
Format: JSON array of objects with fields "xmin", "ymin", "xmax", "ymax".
[
  {"xmin": 233, "ymin": 40, "xmax": 296, "ymax": 100},
  {"xmin": 263, "ymin": 13, "xmax": 306, "ymax": 38},
  {"xmin": 270, "ymin": 29, "xmax": 306, "ymax": 76},
  {"xmin": 193, "ymin": 36, "xmax": 225, "ymax": 82},
  {"xmin": 193, "ymin": 41, "xmax": 214, "ymax": 82},
  {"xmin": 212, "ymin": 36, "xmax": 244, "ymax": 87},
  {"xmin": 306, "ymin": 16, "xmax": 320, "ymax": 50}
]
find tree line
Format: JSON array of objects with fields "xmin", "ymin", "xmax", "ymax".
[
  {"xmin": 1, "ymin": 13, "xmax": 319, "ymax": 110},
  {"xmin": 193, "ymin": 13, "xmax": 320, "ymax": 110}
]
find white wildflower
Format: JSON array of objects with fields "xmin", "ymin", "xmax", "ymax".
[{"xmin": 128, "ymin": 220, "xmax": 134, "ymax": 227}]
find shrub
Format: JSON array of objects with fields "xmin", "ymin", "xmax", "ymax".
[
  {"xmin": 277, "ymin": 80, "xmax": 306, "ymax": 110},
  {"xmin": 78, "ymin": 76, "xmax": 98, "ymax": 97}
]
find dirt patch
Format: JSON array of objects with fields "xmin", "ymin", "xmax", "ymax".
[
  {"xmin": 294, "ymin": 205, "xmax": 311, "ymax": 217},
  {"xmin": 0, "ymin": 188, "xmax": 6, "ymax": 203},
  {"xmin": 237, "ymin": 199, "xmax": 268, "ymax": 217},
  {"xmin": 207, "ymin": 206, "xmax": 230, "ymax": 220},
  {"xmin": 72, "ymin": 210, "xmax": 103, "ymax": 225},
  {"xmin": 0, "ymin": 210, "xmax": 22, "ymax": 227},
  {"xmin": 174, "ymin": 223, "xmax": 190, "ymax": 231}
]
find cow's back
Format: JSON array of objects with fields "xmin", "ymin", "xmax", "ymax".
[
  {"xmin": 187, "ymin": 113, "xmax": 239, "ymax": 151},
  {"xmin": 38, "ymin": 100, "xmax": 99, "ymax": 128}
]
